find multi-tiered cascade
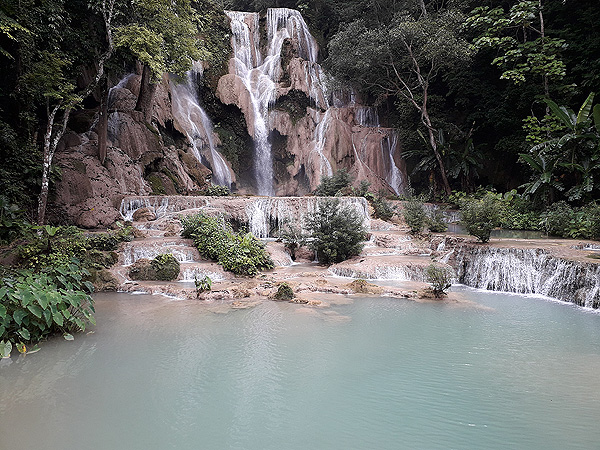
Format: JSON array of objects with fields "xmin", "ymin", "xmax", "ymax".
[{"xmin": 219, "ymin": 8, "xmax": 408, "ymax": 196}]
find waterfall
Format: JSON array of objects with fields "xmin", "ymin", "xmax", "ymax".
[
  {"xmin": 226, "ymin": 10, "xmax": 276, "ymax": 195},
  {"xmin": 454, "ymin": 246, "xmax": 600, "ymax": 308},
  {"xmin": 119, "ymin": 196, "xmax": 209, "ymax": 221},
  {"xmin": 106, "ymin": 73, "xmax": 135, "ymax": 142},
  {"xmin": 226, "ymin": 8, "xmax": 328, "ymax": 195},
  {"xmin": 244, "ymin": 196, "xmax": 371, "ymax": 239},
  {"xmin": 382, "ymin": 133, "xmax": 405, "ymax": 196},
  {"xmin": 355, "ymin": 107, "xmax": 380, "ymax": 128},
  {"xmin": 170, "ymin": 63, "xmax": 232, "ymax": 188},
  {"xmin": 312, "ymin": 109, "xmax": 334, "ymax": 178}
]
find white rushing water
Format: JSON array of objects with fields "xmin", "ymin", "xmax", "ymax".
[
  {"xmin": 355, "ymin": 106, "xmax": 380, "ymax": 128},
  {"xmin": 454, "ymin": 246, "xmax": 600, "ymax": 308},
  {"xmin": 245, "ymin": 196, "xmax": 370, "ymax": 239},
  {"xmin": 226, "ymin": 8, "xmax": 328, "ymax": 195},
  {"xmin": 382, "ymin": 132, "xmax": 405, "ymax": 196},
  {"xmin": 170, "ymin": 62, "xmax": 232, "ymax": 188}
]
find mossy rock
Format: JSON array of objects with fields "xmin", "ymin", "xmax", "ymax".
[
  {"xmin": 146, "ymin": 173, "xmax": 166, "ymax": 195},
  {"xmin": 150, "ymin": 253, "xmax": 180, "ymax": 281},
  {"xmin": 274, "ymin": 282, "xmax": 295, "ymax": 301},
  {"xmin": 86, "ymin": 249, "xmax": 118, "ymax": 269},
  {"xmin": 128, "ymin": 258, "xmax": 156, "ymax": 280},
  {"xmin": 346, "ymin": 279, "xmax": 383, "ymax": 294},
  {"xmin": 90, "ymin": 268, "xmax": 120, "ymax": 292}
]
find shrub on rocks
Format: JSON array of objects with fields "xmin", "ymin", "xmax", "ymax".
[
  {"xmin": 128, "ymin": 254, "xmax": 180, "ymax": 281},
  {"xmin": 460, "ymin": 193, "xmax": 502, "ymax": 243},
  {"xmin": 151, "ymin": 254, "xmax": 180, "ymax": 281},
  {"xmin": 402, "ymin": 198, "xmax": 427, "ymax": 234},
  {"xmin": 305, "ymin": 198, "xmax": 367, "ymax": 264},
  {"xmin": 181, "ymin": 212, "xmax": 274, "ymax": 276},
  {"xmin": 425, "ymin": 264, "xmax": 453, "ymax": 298},
  {"xmin": 274, "ymin": 282, "xmax": 295, "ymax": 300}
]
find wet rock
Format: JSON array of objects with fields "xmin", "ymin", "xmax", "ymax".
[
  {"xmin": 346, "ymin": 279, "xmax": 384, "ymax": 294},
  {"xmin": 132, "ymin": 207, "xmax": 156, "ymax": 222}
]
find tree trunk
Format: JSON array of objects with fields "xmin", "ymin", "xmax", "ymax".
[
  {"xmin": 135, "ymin": 64, "xmax": 157, "ymax": 123},
  {"xmin": 420, "ymin": 99, "xmax": 451, "ymax": 195},
  {"xmin": 38, "ymin": 105, "xmax": 71, "ymax": 225},
  {"xmin": 97, "ymin": 77, "xmax": 109, "ymax": 164}
]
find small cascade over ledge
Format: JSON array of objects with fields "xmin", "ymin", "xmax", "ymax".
[
  {"xmin": 453, "ymin": 245, "xmax": 600, "ymax": 309},
  {"xmin": 120, "ymin": 195, "xmax": 371, "ymax": 239}
]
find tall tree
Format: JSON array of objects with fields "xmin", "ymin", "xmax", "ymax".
[{"xmin": 327, "ymin": 3, "xmax": 471, "ymax": 195}]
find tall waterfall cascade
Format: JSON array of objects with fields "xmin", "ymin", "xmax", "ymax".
[
  {"xmin": 224, "ymin": 8, "xmax": 407, "ymax": 196},
  {"xmin": 226, "ymin": 9, "xmax": 329, "ymax": 195},
  {"xmin": 454, "ymin": 246, "xmax": 600, "ymax": 308},
  {"xmin": 170, "ymin": 63, "xmax": 232, "ymax": 188}
]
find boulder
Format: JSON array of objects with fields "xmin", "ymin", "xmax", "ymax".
[{"xmin": 132, "ymin": 207, "xmax": 156, "ymax": 222}]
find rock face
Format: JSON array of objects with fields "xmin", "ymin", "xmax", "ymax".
[
  {"xmin": 52, "ymin": 73, "xmax": 213, "ymax": 228},
  {"xmin": 219, "ymin": 8, "xmax": 408, "ymax": 196},
  {"xmin": 51, "ymin": 8, "xmax": 408, "ymax": 228}
]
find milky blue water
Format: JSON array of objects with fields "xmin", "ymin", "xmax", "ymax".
[{"xmin": 2, "ymin": 288, "xmax": 600, "ymax": 450}]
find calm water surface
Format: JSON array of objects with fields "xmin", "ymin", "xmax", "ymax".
[{"xmin": 1, "ymin": 288, "xmax": 600, "ymax": 450}]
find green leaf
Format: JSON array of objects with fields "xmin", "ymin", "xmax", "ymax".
[
  {"xmin": 0, "ymin": 340, "xmax": 12, "ymax": 358},
  {"xmin": 63, "ymin": 333, "xmax": 74, "ymax": 341},
  {"xmin": 0, "ymin": 304, "xmax": 6, "ymax": 317},
  {"xmin": 18, "ymin": 328, "xmax": 30, "ymax": 340},
  {"xmin": 28, "ymin": 345, "xmax": 41, "ymax": 354},
  {"xmin": 543, "ymin": 98, "xmax": 573, "ymax": 129},
  {"xmin": 37, "ymin": 292, "xmax": 49, "ymax": 309},
  {"xmin": 577, "ymin": 92, "xmax": 595, "ymax": 125},
  {"xmin": 53, "ymin": 312, "xmax": 64, "ymax": 327},
  {"xmin": 27, "ymin": 304, "xmax": 43, "ymax": 318},
  {"xmin": 13, "ymin": 309, "xmax": 27, "ymax": 326}
]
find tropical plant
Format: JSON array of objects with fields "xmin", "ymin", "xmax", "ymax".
[
  {"xmin": 0, "ymin": 266, "xmax": 95, "ymax": 357},
  {"xmin": 521, "ymin": 93, "xmax": 600, "ymax": 203},
  {"xmin": 305, "ymin": 198, "xmax": 367, "ymax": 265},
  {"xmin": 194, "ymin": 275, "xmax": 212, "ymax": 296},
  {"xmin": 314, "ymin": 168, "xmax": 351, "ymax": 196},
  {"xmin": 518, "ymin": 152, "xmax": 564, "ymax": 204},
  {"xmin": 402, "ymin": 198, "xmax": 427, "ymax": 234},
  {"xmin": 460, "ymin": 192, "xmax": 503, "ymax": 243},
  {"xmin": 425, "ymin": 264, "xmax": 453, "ymax": 298}
]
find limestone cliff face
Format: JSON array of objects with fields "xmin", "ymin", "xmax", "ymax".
[
  {"xmin": 52, "ymin": 73, "xmax": 211, "ymax": 228},
  {"xmin": 217, "ymin": 8, "xmax": 408, "ymax": 196}
]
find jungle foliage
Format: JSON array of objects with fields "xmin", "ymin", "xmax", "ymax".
[
  {"xmin": 181, "ymin": 212, "xmax": 274, "ymax": 276},
  {"xmin": 304, "ymin": 198, "xmax": 367, "ymax": 265}
]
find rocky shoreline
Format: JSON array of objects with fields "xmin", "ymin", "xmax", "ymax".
[{"xmin": 96, "ymin": 197, "xmax": 600, "ymax": 310}]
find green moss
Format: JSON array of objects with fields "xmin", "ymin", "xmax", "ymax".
[
  {"xmin": 151, "ymin": 253, "xmax": 180, "ymax": 281},
  {"xmin": 146, "ymin": 174, "xmax": 166, "ymax": 195},
  {"xmin": 275, "ymin": 282, "xmax": 295, "ymax": 300},
  {"xmin": 161, "ymin": 167, "xmax": 184, "ymax": 194},
  {"xmin": 72, "ymin": 160, "xmax": 87, "ymax": 174},
  {"xmin": 273, "ymin": 90, "xmax": 311, "ymax": 125}
]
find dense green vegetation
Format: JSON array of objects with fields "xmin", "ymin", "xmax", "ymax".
[
  {"xmin": 0, "ymin": 222, "xmax": 133, "ymax": 355},
  {"xmin": 181, "ymin": 212, "xmax": 274, "ymax": 276},
  {"xmin": 304, "ymin": 198, "xmax": 367, "ymax": 264}
]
